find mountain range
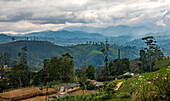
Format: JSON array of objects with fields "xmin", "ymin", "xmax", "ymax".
[
  {"xmin": 0, "ymin": 25, "xmax": 170, "ymax": 55},
  {"xmin": 62, "ymin": 25, "xmax": 170, "ymax": 37}
]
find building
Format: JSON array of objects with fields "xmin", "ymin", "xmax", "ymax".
[
  {"xmin": 91, "ymin": 80, "xmax": 104, "ymax": 87},
  {"xmin": 123, "ymin": 72, "xmax": 134, "ymax": 76},
  {"xmin": 60, "ymin": 83, "xmax": 79, "ymax": 93}
]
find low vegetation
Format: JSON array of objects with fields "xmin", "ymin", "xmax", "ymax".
[{"xmin": 0, "ymin": 36, "xmax": 169, "ymax": 101}]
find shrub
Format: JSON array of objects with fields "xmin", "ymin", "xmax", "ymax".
[
  {"xmin": 132, "ymin": 71, "xmax": 170, "ymax": 101},
  {"xmin": 105, "ymin": 81, "xmax": 117, "ymax": 95},
  {"xmin": 117, "ymin": 75, "xmax": 132, "ymax": 79},
  {"xmin": 115, "ymin": 92, "xmax": 130, "ymax": 99},
  {"xmin": 87, "ymin": 83, "xmax": 97, "ymax": 90}
]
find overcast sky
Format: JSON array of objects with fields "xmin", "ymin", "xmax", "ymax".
[{"xmin": 0, "ymin": 0, "xmax": 170, "ymax": 34}]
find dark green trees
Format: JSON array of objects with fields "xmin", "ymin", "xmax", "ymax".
[
  {"xmin": 108, "ymin": 58, "xmax": 130, "ymax": 76},
  {"xmin": 139, "ymin": 36, "xmax": 164, "ymax": 72},
  {"xmin": 86, "ymin": 64, "xmax": 96, "ymax": 80},
  {"xmin": 75, "ymin": 64, "xmax": 95, "ymax": 81},
  {"xmin": 33, "ymin": 52, "xmax": 74, "ymax": 85},
  {"xmin": 96, "ymin": 58, "xmax": 130, "ymax": 81},
  {"xmin": 1, "ymin": 46, "xmax": 33, "ymax": 90},
  {"xmin": 18, "ymin": 46, "xmax": 28, "ymax": 65},
  {"xmin": 0, "ymin": 52, "xmax": 11, "ymax": 66},
  {"xmin": 45, "ymin": 53, "xmax": 74, "ymax": 82},
  {"xmin": 10, "ymin": 46, "xmax": 32, "ymax": 88}
]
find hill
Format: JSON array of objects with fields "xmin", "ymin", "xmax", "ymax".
[
  {"xmin": 0, "ymin": 41, "xmax": 139, "ymax": 69},
  {"xmin": 118, "ymin": 58, "xmax": 170, "ymax": 94},
  {"xmin": 62, "ymin": 25, "xmax": 154, "ymax": 36},
  {"xmin": 0, "ymin": 34, "xmax": 12, "ymax": 44},
  {"xmin": 25, "ymin": 30, "xmax": 105, "ymax": 39},
  {"xmin": 0, "ymin": 31, "xmax": 134, "ymax": 46}
]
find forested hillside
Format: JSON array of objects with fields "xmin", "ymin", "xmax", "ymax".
[
  {"xmin": 0, "ymin": 34, "xmax": 12, "ymax": 44},
  {"xmin": 0, "ymin": 40, "xmax": 139, "ymax": 69}
]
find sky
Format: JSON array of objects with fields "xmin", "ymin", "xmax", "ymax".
[{"xmin": 0, "ymin": 0, "xmax": 170, "ymax": 34}]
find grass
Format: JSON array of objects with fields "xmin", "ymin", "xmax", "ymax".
[
  {"xmin": 88, "ymin": 50, "xmax": 103, "ymax": 56},
  {"xmin": 105, "ymin": 98, "xmax": 130, "ymax": 101},
  {"xmin": 154, "ymin": 58, "xmax": 170, "ymax": 69},
  {"xmin": 0, "ymin": 87, "xmax": 56, "ymax": 101},
  {"xmin": 118, "ymin": 58, "xmax": 170, "ymax": 94}
]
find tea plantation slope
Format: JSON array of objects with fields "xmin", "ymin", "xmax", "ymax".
[{"xmin": 118, "ymin": 58, "xmax": 170, "ymax": 94}]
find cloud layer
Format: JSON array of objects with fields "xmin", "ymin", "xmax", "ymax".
[{"xmin": 0, "ymin": 0, "xmax": 170, "ymax": 34}]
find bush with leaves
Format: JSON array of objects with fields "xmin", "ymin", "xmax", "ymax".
[
  {"xmin": 117, "ymin": 74, "xmax": 132, "ymax": 79},
  {"xmin": 132, "ymin": 70, "xmax": 170, "ymax": 101},
  {"xmin": 105, "ymin": 81, "xmax": 117, "ymax": 95}
]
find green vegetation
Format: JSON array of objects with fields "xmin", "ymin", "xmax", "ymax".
[
  {"xmin": 138, "ymin": 36, "xmax": 164, "ymax": 72},
  {"xmin": 96, "ymin": 58, "xmax": 130, "ymax": 81},
  {"xmin": 0, "ymin": 36, "xmax": 169, "ymax": 101},
  {"xmin": 118, "ymin": 59, "xmax": 170, "ymax": 98},
  {"xmin": 33, "ymin": 53, "xmax": 74, "ymax": 86},
  {"xmin": 0, "ymin": 40, "xmax": 139, "ymax": 69},
  {"xmin": 86, "ymin": 64, "xmax": 96, "ymax": 80}
]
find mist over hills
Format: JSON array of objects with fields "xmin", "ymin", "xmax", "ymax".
[
  {"xmin": 62, "ymin": 25, "xmax": 170, "ymax": 37},
  {"xmin": 0, "ymin": 30, "xmax": 134, "ymax": 46},
  {"xmin": 0, "ymin": 25, "xmax": 169, "ymax": 56},
  {"xmin": 0, "ymin": 34, "xmax": 12, "ymax": 44},
  {"xmin": 0, "ymin": 24, "xmax": 170, "ymax": 69},
  {"xmin": 25, "ymin": 30, "xmax": 105, "ymax": 39}
]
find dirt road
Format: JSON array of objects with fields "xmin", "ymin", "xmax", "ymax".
[{"xmin": 115, "ymin": 82, "xmax": 123, "ymax": 90}]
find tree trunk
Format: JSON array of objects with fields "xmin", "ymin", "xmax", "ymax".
[{"xmin": 19, "ymin": 76, "xmax": 22, "ymax": 89}]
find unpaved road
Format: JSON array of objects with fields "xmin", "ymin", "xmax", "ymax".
[{"xmin": 115, "ymin": 82, "xmax": 123, "ymax": 90}]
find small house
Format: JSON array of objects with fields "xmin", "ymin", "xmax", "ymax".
[
  {"xmin": 123, "ymin": 72, "xmax": 134, "ymax": 76},
  {"xmin": 91, "ymin": 80, "xmax": 104, "ymax": 87},
  {"xmin": 60, "ymin": 83, "xmax": 79, "ymax": 93}
]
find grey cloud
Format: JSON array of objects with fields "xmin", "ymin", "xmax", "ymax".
[
  {"xmin": 0, "ymin": 12, "xmax": 33, "ymax": 22},
  {"xmin": 0, "ymin": 0, "xmax": 21, "ymax": 2},
  {"xmin": 0, "ymin": 0, "xmax": 170, "ymax": 34}
]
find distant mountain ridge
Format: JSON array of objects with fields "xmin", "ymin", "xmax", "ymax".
[
  {"xmin": 25, "ymin": 30, "xmax": 105, "ymax": 39},
  {"xmin": 62, "ymin": 25, "xmax": 170, "ymax": 37},
  {"xmin": 0, "ymin": 30, "xmax": 134, "ymax": 46},
  {"xmin": 1, "ymin": 25, "xmax": 170, "ymax": 46},
  {"xmin": 0, "ymin": 34, "xmax": 12, "ymax": 44}
]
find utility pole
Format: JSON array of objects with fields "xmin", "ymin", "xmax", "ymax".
[{"xmin": 45, "ymin": 73, "xmax": 50, "ymax": 101}]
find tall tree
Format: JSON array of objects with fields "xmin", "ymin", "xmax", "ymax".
[
  {"xmin": 108, "ymin": 58, "xmax": 130, "ymax": 76},
  {"xmin": 18, "ymin": 46, "xmax": 28, "ymax": 65},
  {"xmin": 0, "ymin": 52, "xmax": 11, "ymax": 66},
  {"xmin": 86, "ymin": 64, "xmax": 96, "ymax": 80},
  {"xmin": 4, "ymin": 46, "xmax": 31, "ymax": 89},
  {"xmin": 118, "ymin": 49, "xmax": 120, "ymax": 59},
  {"xmin": 101, "ymin": 38, "xmax": 110, "ymax": 79},
  {"xmin": 139, "ymin": 36, "xmax": 164, "ymax": 72},
  {"xmin": 79, "ymin": 63, "xmax": 87, "ymax": 82},
  {"xmin": 43, "ymin": 53, "xmax": 74, "ymax": 83}
]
